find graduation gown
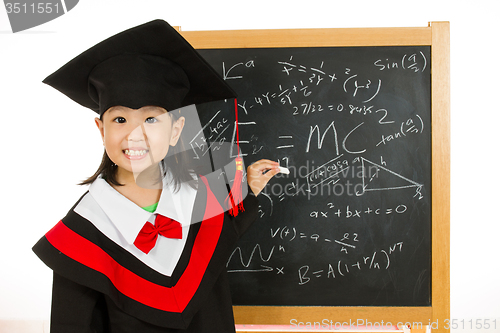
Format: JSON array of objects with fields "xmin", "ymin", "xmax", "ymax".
[{"xmin": 33, "ymin": 175, "xmax": 259, "ymax": 332}]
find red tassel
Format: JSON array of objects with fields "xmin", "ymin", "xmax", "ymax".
[
  {"xmin": 225, "ymin": 99, "xmax": 244, "ymax": 216},
  {"xmin": 226, "ymin": 157, "xmax": 245, "ymax": 216}
]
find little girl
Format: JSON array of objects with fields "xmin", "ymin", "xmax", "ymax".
[{"xmin": 33, "ymin": 19, "xmax": 279, "ymax": 332}]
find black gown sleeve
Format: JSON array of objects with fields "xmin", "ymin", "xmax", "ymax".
[
  {"xmin": 50, "ymin": 272, "xmax": 107, "ymax": 333},
  {"xmin": 202, "ymin": 169, "xmax": 260, "ymax": 237},
  {"xmin": 231, "ymin": 185, "xmax": 259, "ymax": 237}
]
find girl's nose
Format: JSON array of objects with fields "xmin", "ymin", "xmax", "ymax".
[{"xmin": 127, "ymin": 124, "xmax": 146, "ymax": 142}]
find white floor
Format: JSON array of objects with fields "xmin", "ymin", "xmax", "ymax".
[{"xmin": 0, "ymin": 321, "xmax": 49, "ymax": 333}]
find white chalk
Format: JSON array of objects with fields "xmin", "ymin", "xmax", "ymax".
[{"xmin": 278, "ymin": 166, "xmax": 290, "ymax": 174}]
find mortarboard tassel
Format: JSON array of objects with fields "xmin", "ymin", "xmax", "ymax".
[{"xmin": 225, "ymin": 99, "xmax": 244, "ymax": 216}]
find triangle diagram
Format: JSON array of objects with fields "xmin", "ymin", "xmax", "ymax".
[{"xmin": 360, "ymin": 157, "xmax": 422, "ymax": 193}]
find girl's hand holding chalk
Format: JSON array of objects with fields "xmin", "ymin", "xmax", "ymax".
[{"xmin": 247, "ymin": 159, "xmax": 280, "ymax": 196}]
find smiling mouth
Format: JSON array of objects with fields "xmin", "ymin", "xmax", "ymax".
[{"xmin": 123, "ymin": 149, "xmax": 148, "ymax": 157}]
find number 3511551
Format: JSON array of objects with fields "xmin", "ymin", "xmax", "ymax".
[
  {"xmin": 444, "ymin": 319, "xmax": 497, "ymax": 330},
  {"xmin": 5, "ymin": 2, "xmax": 60, "ymax": 14}
]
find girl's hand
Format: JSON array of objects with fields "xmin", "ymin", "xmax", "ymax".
[{"xmin": 246, "ymin": 159, "xmax": 280, "ymax": 196}]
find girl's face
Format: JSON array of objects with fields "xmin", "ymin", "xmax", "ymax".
[{"xmin": 95, "ymin": 106, "xmax": 185, "ymax": 181}]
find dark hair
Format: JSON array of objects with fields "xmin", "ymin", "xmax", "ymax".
[{"xmin": 79, "ymin": 109, "xmax": 197, "ymax": 192}]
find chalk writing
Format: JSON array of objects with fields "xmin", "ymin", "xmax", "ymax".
[
  {"xmin": 376, "ymin": 114, "xmax": 424, "ymax": 147},
  {"xmin": 226, "ymin": 244, "xmax": 275, "ymax": 273},
  {"xmin": 298, "ymin": 241, "xmax": 404, "ymax": 284},
  {"xmin": 374, "ymin": 52, "xmax": 427, "ymax": 73}
]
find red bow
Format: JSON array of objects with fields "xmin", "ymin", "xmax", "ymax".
[{"xmin": 133, "ymin": 215, "xmax": 182, "ymax": 254}]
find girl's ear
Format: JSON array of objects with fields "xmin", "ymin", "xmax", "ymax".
[
  {"xmin": 95, "ymin": 117, "xmax": 105, "ymax": 142},
  {"xmin": 169, "ymin": 116, "xmax": 185, "ymax": 147}
]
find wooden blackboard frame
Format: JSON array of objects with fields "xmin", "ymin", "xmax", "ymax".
[{"xmin": 179, "ymin": 22, "xmax": 450, "ymax": 333}]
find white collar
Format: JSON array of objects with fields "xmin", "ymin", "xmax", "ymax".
[{"xmin": 88, "ymin": 175, "xmax": 197, "ymax": 246}]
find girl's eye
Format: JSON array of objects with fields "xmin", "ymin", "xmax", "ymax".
[
  {"xmin": 113, "ymin": 117, "xmax": 126, "ymax": 124},
  {"xmin": 145, "ymin": 117, "xmax": 157, "ymax": 124}
]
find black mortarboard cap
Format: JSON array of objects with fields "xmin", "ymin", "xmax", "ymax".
[{"xmin": 43, "ymin": 19, "xmax": 237, "ymax": 115}]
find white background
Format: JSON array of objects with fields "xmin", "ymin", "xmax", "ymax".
[{"xmin": 1, "ymin": 0, "xmax": 498, "ymax": 332}]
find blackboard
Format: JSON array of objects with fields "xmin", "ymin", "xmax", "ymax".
[
  {"xmin": 180, "ymin": 23, "xmax": 450, "ymax": 329},
  {"xmin": 194, "ymin": 46, "xmax": 431, "ymax": 307}
]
